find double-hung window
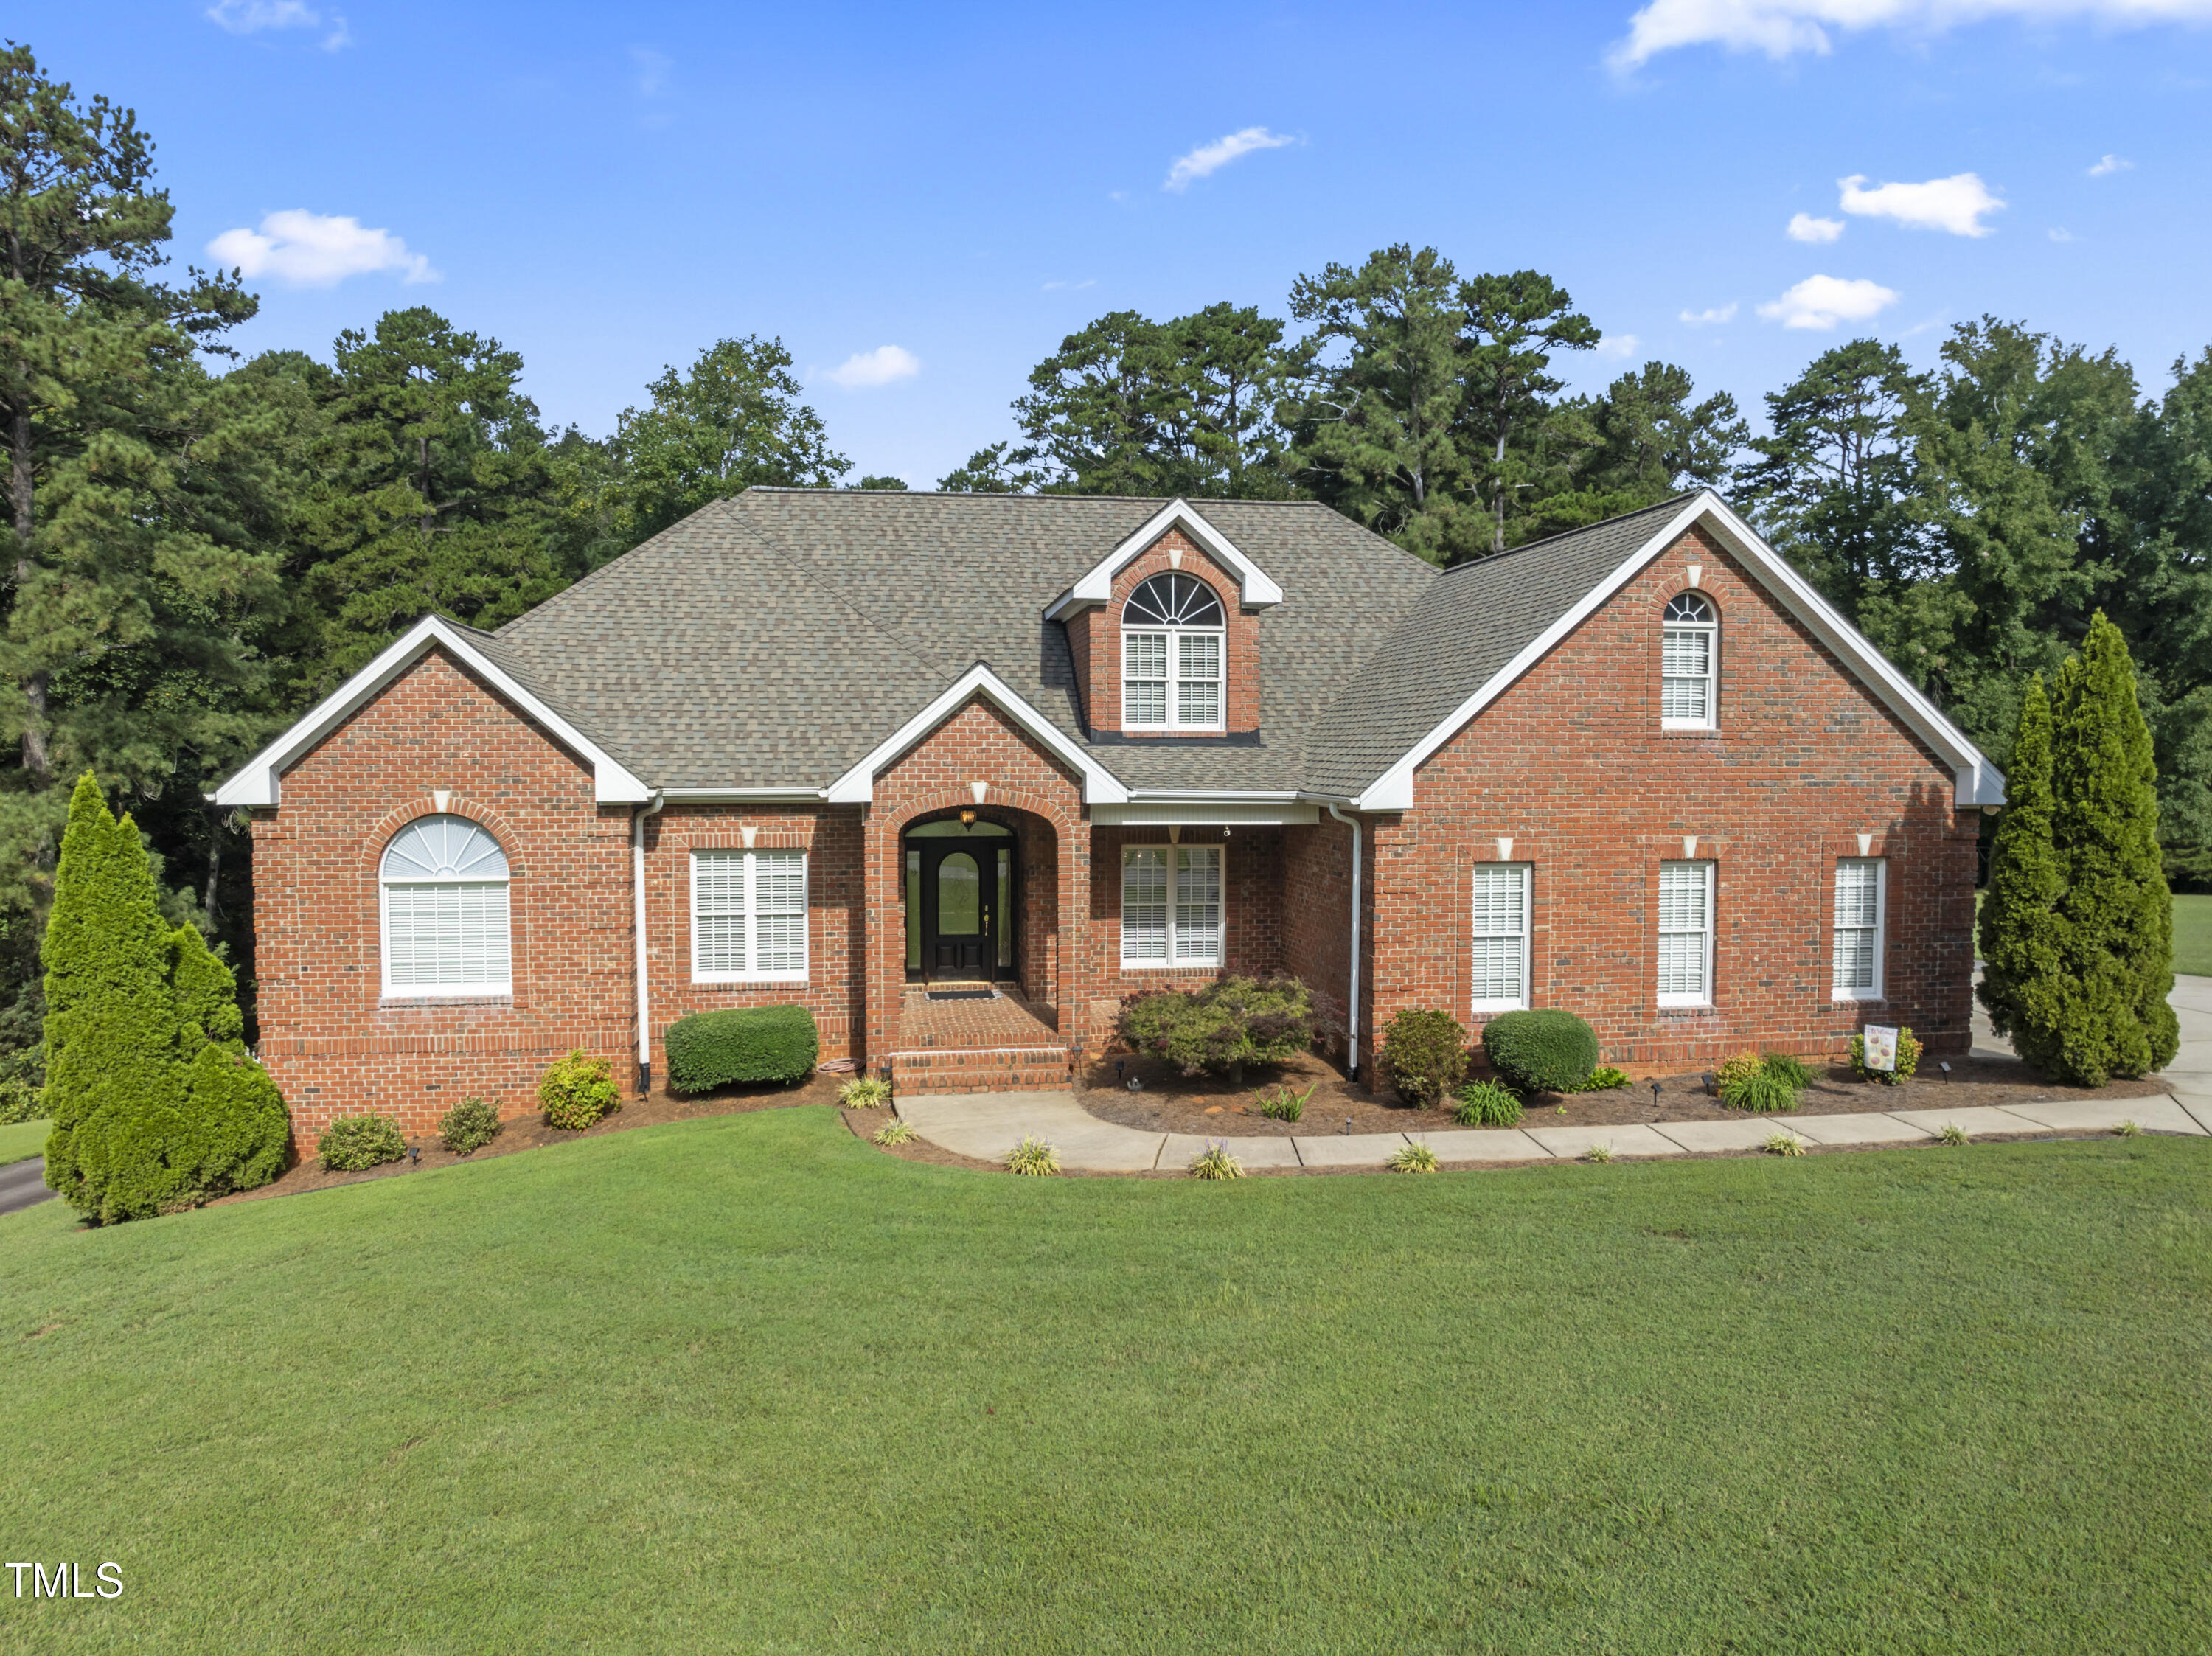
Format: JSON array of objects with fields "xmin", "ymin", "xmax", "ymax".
[
  {"xmin": 1832, "ymin": 857, "xmax": 1886, "ymax": 1001},
  {"xmin": 1661, "ymin": 593, "xmax": 1718, "ymax": 729},
  {"xmin": 1121, "ymin": 845, "xmax": 1222, "ymax": 967},
  {"xmin": 692, "ymin": 849, "xmax": 808, "ymax": 982},
  {"xmin": 380, "ymin": 815, "xmax": 512, "ymax": 996},
  {"xmin": 1121, "ymin": 572, "xmax": 1225, "ymax": 731},
  {"xmin": 1656, "ymin": 860, "xmax": 1714, "ymax": 1006},
  {"xmin": 1470, "ymin": 863, "xmax": 1531, "ymax": 1014}
]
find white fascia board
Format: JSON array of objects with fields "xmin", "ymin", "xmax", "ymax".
[
  {"xmin": 1043, "ymin": 498, "xmax": 1284, "ymax": 620},
  {"xmin": 1093, "ymin": 800, "xmax": 1321, "ymax": 827},
  {"xmin": 1354, "ymin": 492, "xmax": 2004, "ymax": 813},
  {"xmin": 212, "ymin": 616, "xmax": 653, "ymax": 807},
  {"xmin": 823, "ymin": 664, "xmax": 1130, "ymax": 806},
  {"xmin": 658, "ymin": 787, "xmax": 829, "ymax": 803}
]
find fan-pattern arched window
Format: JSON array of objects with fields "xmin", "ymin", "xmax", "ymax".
[
  {"xmin": 1661, "ymin": 592, "xmax": 1718, "ymax": 729},
  {"xmin": 380, "ymin": 815, "xmax": 512, "ymax": 995},
  {"xmin": 1122, "ymin": 572, "xmax": 1225, "ymax": 731}
]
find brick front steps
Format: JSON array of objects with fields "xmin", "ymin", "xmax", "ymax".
[{"xmin": 888, "ymin": 1046, "xmax": 1073, "ymax": 1095}]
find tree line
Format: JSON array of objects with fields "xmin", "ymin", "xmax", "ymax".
[{"xmin": 2, "ymin": 44, "xmax": 2206, "ymax": 1087}]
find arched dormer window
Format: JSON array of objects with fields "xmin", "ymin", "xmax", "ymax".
[
  {"xmin": 380, "ymin": 815, "xmax": 512, "ymax": 995},
  {"xmin": 1661, "ymin": 592, "xmax": 1718, "ymax": 731},
  {"xmin": 1122, "ymin": 571, "xmax": 1225, "ymax": 731}
]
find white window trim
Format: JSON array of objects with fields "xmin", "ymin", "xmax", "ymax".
[
  {"xmin": 1470, "ymin": 863, "xmax": 1532, "ymax": 1015},
  {"xmin": 379, "ymin": 881, "xmax": 514, "ymax": 998},
  {"xmin": 1121, "ymin": 600, "xmax": 1226, "ymax": 734},
  {"xmin": 1831, "ymin": 857, "xmax": 1888, "ymax": 1003},
  {"xmin": 1119, "ymin": 844, "xmax": 1226, "ymax": 969},
  {"xmin": 1655, "ymin": 860, "xmax": 1716, "ymax": 1009},
  {"xmin": 1660, "ymin": 597, "xmax": 1719, "ymax": 732},
  {"xmin": 690, "ymin": 849, "xmax": 810, "ymax": 984}
]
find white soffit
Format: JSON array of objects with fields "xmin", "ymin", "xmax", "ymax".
[
  {"xmin": 1355, "ymin": 491, "xmax": 2005, "ymax": 813},
  {"xmin": 212, "ymin": 616, "xmax": 653, "ymax": 807},
  {"xmin": 1044, "ymin": 498, "xmax": 1284, "ymax": 619},
  {"xmin": 1093, "ymin": 801, "xmax": 1321, "ymax": 827},
  {"xmin": 824, "ymin": 663, "xmax": 1130, "ymax": 805}
]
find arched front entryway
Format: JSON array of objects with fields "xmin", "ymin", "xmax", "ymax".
[{"xmin": 902, "ymin": 814, "xmax": 1020, "ymax": 984}]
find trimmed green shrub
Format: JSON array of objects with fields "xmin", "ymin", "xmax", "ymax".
[
  {"xmin": 1379, "ymin": 1009, "xmax": 1469, "ymax": 1105},
  {"xmin": 438, "ymin": 1097, "xmax": 503, "ymax": 1156},
  {"xmin": 1004, "ymin": 1135, "xmax": 1059, "ymax": 1176},
  {"xmin": 319, "ymin": 1113, "xmax": 406, "ymax": 1172},
  {"xmin": 1571, "ymin": 1066, "xmax": 1631, "ymax": 1093},
  {"xmin": 1256, "ymin": 1083, "xmax": 1310, "ymax": 1122},
  {"xmin": 1388, "ymin": 1140, "xmax": 1440, "ymax": 1173},
  {"xmin": 540, "ymin": 1050, "xmax": 619, "ymax": 1130},
  {"xmin": 666, "ymin": 1005, "xmax": 820, "ymax": 1091},
  {"xmin": 1725, "ymin": 1071, "xmax": 1798, "ymax": 1114},
  {"xmin": 1187, "ymin": 1141, "xmax": 1243, "ymax": 1180},
  {"xmin": 1849, "ymin": 1027, "xmax": 1921, "ymax": 1085},
  {"xmin": 839, "ymin": 1075, "xmax": 892, "ymax": 1109},
  {"xmin": 1714, "ymin": 1051, "xmax": 1763, "ymax": 1097},
  {"xmin": 41, "ymin": 774, "xmax": 290, "ymax": 1222},
  {"xmin": 1453, "ymin": 1079, "xmax": 1523, "ymax": 1127},
  {"xmin": 1116, "ymin": 974, "xmax": 1313, "ymax": 1083},
  {"xmin": 1481, "ymin": 1009, "xmax": 1599, "ymax": 1093}
]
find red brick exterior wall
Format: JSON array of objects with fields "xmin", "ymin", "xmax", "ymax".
[
  {"xmin": 1365, "ymin": 527, "xmax": 1980, "ymax": 1077},
  {"xmin": 1281, "ymin": 819, "xmax": 1373, "ymax": 1068},
  {"xmin": 1068, "ymin": 530, "xmax": 1260, "ymax": 734},
  {"xmin": 248, "ymin": 650, "xmax": 635, "ymax": 1152}
]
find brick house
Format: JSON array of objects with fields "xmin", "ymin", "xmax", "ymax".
[{"xmin": 218, "ymin": 488, "xmax": 2003, "ymax": 1149}]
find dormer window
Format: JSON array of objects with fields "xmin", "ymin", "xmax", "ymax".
[
  {"xmin": 1122, "ymin": 572, "xmax": 1225, "ymax": 731},
  {"xmin": 1661, "ymin": 593, "xmax": 1718, "ymax": 730}
]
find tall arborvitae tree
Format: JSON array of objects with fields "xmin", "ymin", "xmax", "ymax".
[
  {"xmin": 2043, "ymin": 613, "xmax": 2179, "ymax": 1082},
  {"xmin": 41, "ymin": 773, "xmax": 285, "ymax": 1222},
  {"xmin": 1978, "ymin": 675, "xmax": 2065, "ymax": 1068}
]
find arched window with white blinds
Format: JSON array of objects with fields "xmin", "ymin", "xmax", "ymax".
[
  {"xmin": 1122, "ymin": 571, "xmax": 1226, "ymax": 731},
  {"xmin": 1661, "ymin": 592, "xmax": 1719, "ymax": 730},
  {"xmin": 380, "ymin": 815, "xmax": 512, "ymax": 995}
]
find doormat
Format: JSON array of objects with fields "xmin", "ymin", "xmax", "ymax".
[{"xmin": 926, "ymin": 989, "xmax": 995, "ymax": 1001}]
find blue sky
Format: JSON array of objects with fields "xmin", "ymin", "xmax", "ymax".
[{"xmin": 20, "ymin": 1, "xmax": 2212, "ymax": 485}]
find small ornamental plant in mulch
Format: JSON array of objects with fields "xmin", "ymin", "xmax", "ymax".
[
  {"xmin": 1850, "ymin": 1027, "xmax": 1922, "ymax": 1085},
  {"xmin": 1379, "ymin": 1009, "xmax": 1470, "ymax": 1106},
  {"xmin": 1387, "ymin": 1141, "xmax": 1441, "ymax": 1174},
  {"xmin": 1187, "ymin": 1141, "xmax": 1243, "ymax": 1180},
  {"xmin": 1453, "ymin": 1079, "xmax": 1523, "ymax": 1127},
  {"xmin": 1938, "ymin": 1122, "xmax": 1972, "ymax": 1146},
  {"xmin": 318, "ymin": 1113, "xmax": 406, "ymax": 1173},
  {"xmin": 1004, "ymin": 1135, "xmax": 1060, "ymax": 1176},
  {"xmin": 1763, "ymin": 1130, "xmax": 1806, "ymax": 1157},
  {"xmin": 872, "ymin": 1117, "xmax": 917, "ymax": 1147},
  {"xmin": 1717, "ymin": 1051, "xmax": 1812, "ymax": 1114},
  {"xmin": 2114, "ymin": 1119, "xmax": 2143, "ymax": 1138},
  {"xmin": 540, "ymin": 1049, "xmax": 620, "ymax": 1131},
  {"xmin": 1255, "ymin": 1083, "xmax": 1310, "ymax": 1122},
  {"xmin": 1571, "ymin": 1066, "xmax": 1632, "ymax": 1093},
  {"xmin": 1582, "ymin": 1142, "xmax": 1617, "ymax": 1164},
  {"xmin": 437, "ymin": 1096, "xmax": 503, "ymax": 1156},
  {"xmin": 839, "ymin": 1075, "xmax": 892, "ymax": 1109}
]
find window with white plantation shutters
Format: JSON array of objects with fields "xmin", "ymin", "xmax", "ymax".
[
  {"xmin": 1656, "ymin": 860, "xmax": 1714, "ymax": 1006},
  {"xmin": 1121, "ymin": 572, "xmax": 1225, "ymax": 731},
  {"xmin": 691, "ymin": 849, "xmax": 809, "ymax": 982},
  {"xmin": 1471, "ymin": 863, "xmax": 1531, "ymax": 1013},
  {"xmin": 1661, "ymin": 593, "xmax": 1717, "ymax": 728},
  {"xmin": 380, "ymin": 815, "xmax": 512, "ymax": 995},
  {"xmin": 1121, "ymin": 844, "xmax": 1224, "ymax": 967},
  {"xmin": 1832, "ymin": 857, "xmax": 1885, "ymax": 1001}
]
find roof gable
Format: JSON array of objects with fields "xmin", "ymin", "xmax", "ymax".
[{"xmin": 1043, "ymin": 498, "xmax": 1284, "ymax": 619}]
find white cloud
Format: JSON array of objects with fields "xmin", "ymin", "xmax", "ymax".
[
  {"xmin": 1838, "ymin": 171, "xmax": 2003, "ymax": 235},
  {"xmin": 1756, "ymin": 274, "xmax": 1901, "ymax": 329},
  {"xmin": 827, "ymin": 346, "xmax": 921, "ymax": 389},
  {"xmin": 1679, "ymin": 302, "xmax": 1739, "ymax": 324},
  {"xmin": 1788, "ymin": 212, "xmax": 1846, "ymax": 242},
  {"xmin": 206, "ymin": 0, "xmax": 349, "ymax": 49},
  {"xmin": 2048, "ymin": 225, "xmax": 2076, "ymax": 240},
  {"xmin": 1042, "ymin": 278, "xmax": 1097, "ymax": 292},
  {"xmin": 1610, "ymin": 0, "xmax": 2212, "ymax": 71},
  {"xmin": 2088, "ymin": 152, "xmax": 2133, "ymax": 175},
  {"xmin": 1163, "ymin": 127, "xmax": 1295, "ymax": 192},
  {"xmin": 206, "ymin": 209, "xmax": 435, "ymax": 286},
  {"xmin": 1596, "ymin": 334, "xmax": 1643, "ymax": 360}
]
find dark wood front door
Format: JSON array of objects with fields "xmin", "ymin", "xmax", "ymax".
[{"xmin": 905, "ymin": 829, "xmax": 1017, "ymax": 983}]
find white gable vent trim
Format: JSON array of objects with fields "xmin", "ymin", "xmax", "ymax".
[
  {"xmin": 824, "ymin": 663, "xmax": 1130, "ymax": 807},
  {"xmin": 1043, "ymin": 499, "xmax": 1284, "ymax": 620}
]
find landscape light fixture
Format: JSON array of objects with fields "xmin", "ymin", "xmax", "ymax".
[
  {"xmin": 1939, "ymin": 1061, "xmax": 1952, "ymax": 1082},
  {"xmin": 1650, "ymin": 1079, "xmax": 1661, "ymax": 1109},
  {"xmin": 409, "ymin": 1144, "xmax": 420, "ymax": 1165}
]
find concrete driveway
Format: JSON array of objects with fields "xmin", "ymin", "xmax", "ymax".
[{"xmin": 0, "ymin": 1155, "xmax": 55, "ymax": 1216}]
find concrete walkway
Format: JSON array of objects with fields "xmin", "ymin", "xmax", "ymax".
[{"xmin": 897, "ymin": 975, "xmax": 2212, "ymax": 1175}]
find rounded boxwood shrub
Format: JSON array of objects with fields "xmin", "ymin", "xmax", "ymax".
[
  {"xmin": 1481, "ymin": 1009, "xmax": 1600, "ymax": 1093},
  {"xmin": 540, "ymin": 1050, "xmax": 620, "ymax": 1130},
  {"xmin": 319, "ymin": 1113, "xmax": 406, "ymax": 1172},
  {"xmin": 438, "ymin": 1096, "xmax": 503, "ymax": 1155},
  {"xmin": 1379, "ymin": 1009, "xmax": 1470, "ymax": 1105},
  {"xmin": 666, "ymin": 1005, "xmax": 820, "ymax": 1092}
]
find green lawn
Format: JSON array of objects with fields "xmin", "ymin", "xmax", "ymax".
[
  {"xmin": 2177, "ymin": 892, "xmax": 2212, "ymax": 976},
  {"xmin": 0, "ymin": 1116, "xmax": 48, "ymax": 1164},
  {"xmin": 2, "ymin": 1109, "xmax": 2208, "ymax": 1654}
]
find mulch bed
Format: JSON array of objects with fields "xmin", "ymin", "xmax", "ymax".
[
  {"xmin": 1076, "ymin": 1046, "xmax": 2173, "ymax": 1139},
  {"xmin": 214, "ymin": 1070, "xmax": 850, "ymax": 1203}
]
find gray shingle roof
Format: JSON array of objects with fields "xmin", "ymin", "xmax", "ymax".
[
  {"xmin": 488, "ymin": 487, "xmax": 1694, "ymax": 798},
  {"xmin": 1299, "ymin": 495, "xmax": 1698, "ymax": 797}
]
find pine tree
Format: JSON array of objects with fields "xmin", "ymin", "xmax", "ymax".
[
  {"xmin": 2043, "ymin": 613, "xmax": 2179, "ymax": 1083},
  {"xmin": 41, "ymin": 774, "xmax": 287, "ymax": 1221},
  {"xmin": 1978, "ymin": 675, "xmax": 2067, "ymax": 1069}
]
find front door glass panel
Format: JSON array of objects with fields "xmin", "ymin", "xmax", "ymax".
[
  {"xmin": 938, "ymin": 852, "xmax": 981, "ymax": 935},
  {"xmin": 997, "ymin": 849, "xmax": 1013, "ymax": 969}
]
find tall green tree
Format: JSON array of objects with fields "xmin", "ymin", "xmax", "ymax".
[
  {"xmin": 1456, "ymin": 269, "xmax": 1600, "ymax": 556},
  {"xmin": 1977, "ymin": 674, "xmax": 2065, "ymax": 1069},
  {"xmin": 1516, "ymin": 361, "xmax": 1747, "ymax": 540},
  {"xmin": 2042, "ymin": 613, "xmax": 2178, "ymax": 1083},
  {"xmin": 1281, "ymin": 245, "xmax": 1482, "ymax": 563}
]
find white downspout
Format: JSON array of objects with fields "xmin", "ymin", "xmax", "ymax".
[
  {"xmin": 633, "ymin": 791, "xmax": 665, "ymax": 1096},
  {"xmin": 1325, "ymin": 801, "xmax": 1362, "ymax": 1081}
]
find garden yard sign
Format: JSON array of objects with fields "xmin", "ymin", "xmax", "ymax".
[{"xmin": 1862, "ymin": 1025, "xmax": 1899, "ymax": 1073}]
